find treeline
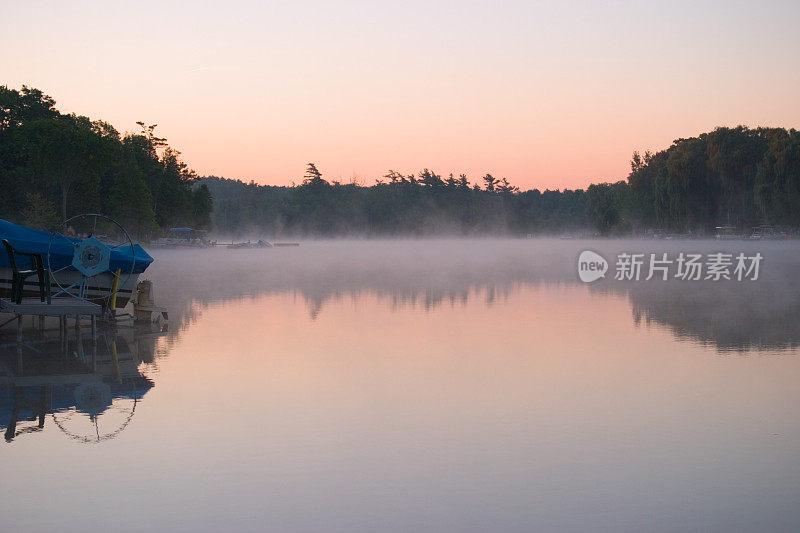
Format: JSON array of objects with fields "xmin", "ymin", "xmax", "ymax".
[
  {"xmin": 203, "ymin": 166, "xmax": 589, "ymax": 237},
  {"xmin": 593, "ymin": 126, "xmax": 800, "ymax": 234},
  {"xmin": 0, "ymin": 86, "xmax": 212, "ymax": 236},
  {"xmin": 3, "ymin": 86, "xmax": 797, "ymax": 238},
  {"xmin": 206, "ymin": 126, "xmax": 800, "ymax": 237}
]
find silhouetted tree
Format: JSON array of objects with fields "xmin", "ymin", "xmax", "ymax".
[
  {"xmin": 482, "ymin": 174, "xmax": 498, "ymax": 192},
  {"xmin": 303, "ymin": 162, "xmax": 327, "ymax": 185}
]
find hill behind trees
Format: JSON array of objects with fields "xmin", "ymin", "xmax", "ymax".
[{"xmin": 201, "ymin": 170, "xmax": 589, "ymax": 238}]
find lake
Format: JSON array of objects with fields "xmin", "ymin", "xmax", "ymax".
[{"xmin": 2, "ymin": 240, "xmax": 799, "ymax": 532}]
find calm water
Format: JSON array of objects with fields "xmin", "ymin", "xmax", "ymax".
[{"xmin": 1, "ymin": 240, "xmax": 799, "ymax": 532}]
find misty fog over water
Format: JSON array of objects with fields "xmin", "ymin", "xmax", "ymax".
[
  {"xmin": 3, "ymin": 238, "xmax": 800, "ymax": 532},
  {"xmin": 147, "ymin": 239, "xmax": 800, "ymax": 352}
]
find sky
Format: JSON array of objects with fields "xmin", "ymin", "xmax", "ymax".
[{"xmin": 2, "ymin": 0, "xmax": 799, "ymax": 190}]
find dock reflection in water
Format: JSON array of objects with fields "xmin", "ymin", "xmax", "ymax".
[{"xmin": 0, "ymin": 323, "xmax": 163, "ymax": 444}]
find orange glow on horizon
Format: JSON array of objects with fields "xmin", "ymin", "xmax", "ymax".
[{"xmin": 2, "ymin": 1, "xmax": 798, "ymax": 191}]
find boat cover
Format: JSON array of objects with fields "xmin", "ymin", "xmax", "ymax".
[{"xmin": 0, "ymin": 219, "xmax": 153, "ymax": 274}]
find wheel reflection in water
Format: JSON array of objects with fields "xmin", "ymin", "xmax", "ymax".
[{"xmin": 51, "ymin": 390, "xmax": 139, "ymax": 444}]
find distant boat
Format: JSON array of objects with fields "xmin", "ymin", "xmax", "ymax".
[
  {"xmin": 227, "ymin": 240, "xmax": 273, "ymax": 249},
  {"xmin": 749, "ymin": 225, "xmax": 788, "ymax": 240},
  {"xmin": 714, "ymin": 226, "xmax": 740, "ymax": 240},
  {"xmin": 149, "ymin": 227, "xmax": 214, "ymax": 248},
  {"xmin": 0, "ymin": 219, "xmax": 152, "ymax": 307}
]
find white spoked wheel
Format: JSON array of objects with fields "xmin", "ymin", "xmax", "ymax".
[{"xmin": 47, "ymin": 213, "xmax": 136, "ymax": 303}]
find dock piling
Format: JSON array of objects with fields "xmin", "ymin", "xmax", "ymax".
[{"xmin": 1, "ymin": 297, "xmax": 102, "ymax": 352}]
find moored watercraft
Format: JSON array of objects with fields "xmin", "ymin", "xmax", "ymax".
[
  {"xmin": 0, "ymin": 219, "xmax": 153, "ymax": 308},
  {"xmin": 149, "ymin": 227, "xmax": 214, "ymax": 248},
  {"xmin": 227, "ymin": 240, "xmax": 272, "ymax": 249}
]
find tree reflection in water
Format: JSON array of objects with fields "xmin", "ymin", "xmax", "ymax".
[{"xmin": 146, "ymin": 240, "xmax": 800, "ymax": 353}]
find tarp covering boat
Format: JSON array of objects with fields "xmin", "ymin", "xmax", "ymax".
[{"xmin": 0, "ymin": 219, "xmax": 153, "ymax": 274}]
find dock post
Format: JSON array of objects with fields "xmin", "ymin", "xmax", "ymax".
[{"xmin": 59, "ymin": 315, "xmax": 66, "ymax": 352}]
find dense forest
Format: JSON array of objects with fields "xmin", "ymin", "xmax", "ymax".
[
  {"xmin": 624, "ymin": 127, "xmax": 800, "ymax": 233},
  {"xmin": 0, "ymin": 86, "xmax": 212, "ymax": 237},
  {"xmin": 2, "ymin": 86, "xmax": 798, "ymax": 238},
  {"xmin": 203, "ymin": 168, "xmax": 588, "ymax": 237}
]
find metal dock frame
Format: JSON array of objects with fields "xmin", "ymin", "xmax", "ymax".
[{"xmin": 0, "ymin": 297, "xmax": 102, "ymax": 345}]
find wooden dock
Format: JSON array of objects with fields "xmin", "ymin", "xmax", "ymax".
[
  {"xmin": 0, "ymin": 297, "xmax": 102, "ymax": 344},
  {"xmin": 0, "ymin": 298, "xmax": 101, "ymax": 317}
]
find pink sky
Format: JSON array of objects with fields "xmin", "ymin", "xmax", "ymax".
[{"xmin": 3, "ymin": 1, "xmax": 798, "ymax": 190}]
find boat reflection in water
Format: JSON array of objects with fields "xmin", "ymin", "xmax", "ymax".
[{"xmin": 0, "ymin": 323, "xmax": 164, "ymax": 443}]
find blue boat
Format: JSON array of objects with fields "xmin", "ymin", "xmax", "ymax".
[{"xmin": 0, "ymin": 218, "xmax": 153, "ymax": 307}]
